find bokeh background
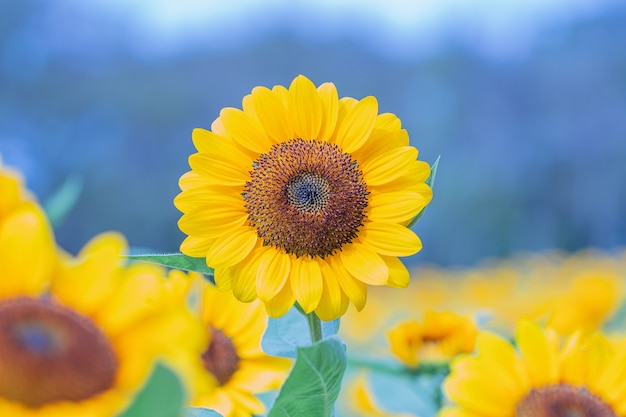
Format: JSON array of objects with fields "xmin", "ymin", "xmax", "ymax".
[{"xmin": 1, "ymin": 0, "xmax": 625, "ymax": 267}]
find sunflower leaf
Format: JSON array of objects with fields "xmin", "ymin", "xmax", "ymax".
[
  {"xmin": 262, "ymin": 306, "xmax": 340, "ymax": 358},
  {"xmin": 407, "ymin": 155, "xmax": 440, "ymax": 228},
  {"xmin": 43, "ymin": 175, "xmax": 83, "ymax": 229},
  {"xmin": 268, "ymin": 336, "xmax": 347, "ymax": 417},
  {"xmin": 126, "ymin": 253, "xmax": 214, "ymax": 278},
  {"xmin": 116, "ymin": 363, "xmax": 185, "ymax": 417},
  {"xmin": 184, "ymin": 407, "xmax": 223, "ymax": 417}
]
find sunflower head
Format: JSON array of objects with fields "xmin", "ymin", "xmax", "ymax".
[
  {"xmin": 189, "ymin": 281, "xmax": 292, "ymax": 417},
  {"xmin": 387, "ymin": 310, "xmax": 477, "ymax": 369},
  {"xmin": 176, "ymin": 75, "xmax": 432, "ymax": 320},
  {"xmin": 0, "ymin": 210, "xmax": 206, "ymax": 416},
  {"xmin": 442, "ymin": 320, "xmax": 626, "ymax": 417}
]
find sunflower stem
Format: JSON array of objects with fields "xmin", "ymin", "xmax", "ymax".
[{"xmin": 306, "ymin": 311, "xmax": 323, "ymax": 344}]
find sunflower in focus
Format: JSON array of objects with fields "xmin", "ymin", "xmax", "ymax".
[
  {"xmin": 0, "ymin": 212, "xmax": 206, "ymax": 416},
  {"xmin": 387, "ymin": 310, "xmax": 477, "ymax": 369},
  {"xmin": 442, "ymin": 320, "xmax": 626, "ymax": 417},
  {"xmin": 175, "ymin": 75, "xmax": 432, "ymax": 320},
  {"xmin": 189, "ymin": 281, "xmax": 291, "ymax": 417}
]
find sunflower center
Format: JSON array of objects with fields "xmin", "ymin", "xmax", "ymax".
[
  {"xmin": 516, "ymin": 383, "xmax": 617, "ymax": 417},
  {"xmin": 244, "ymin": 139, "xmax": 369, "ymax": 258},
  {"xmin": 201, "ymin": 328, "xmax": 239, "ymax": 386},
  {"xmin": 0, "ymin": 296, "xmax": 118, "ymax": 408}
]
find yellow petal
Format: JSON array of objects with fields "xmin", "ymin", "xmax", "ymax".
[
  {"xmin": 368, "ymin": 191, "xmax": 429, "ymax": 223},
  {"xmin": 265, "ymin": 280, "xmax": 296, "ymax": 318},
  {"xmin": 316, "ymin": 82, "xmax": 339, "ymax": 142},
  {"xmin": 515, "ymin": 321, "xmax": 559, "ymax": 386},
  {"xmin": 178, "ymin": 171, "xmax": 207, "ymax": 191},
  {"xmin": 205, "ymin": 226, "xmax": 258, "ymax": 268},
  {"xmin": 316, "ymin": 260, "xmax": 349, "ymax": 320},
  {"xmin": 247, "ymin": 86, "xmax": 294, "ymax": 143},
  {"xmin": 256, "ymin": 248, "xmax": 291, "ymax": 302},
  {"xmin": 353, "ymin": 128, "xmax": 409, "ymax": 164},
  {"xmin": 178, "ymin": 206, "xmax": 247, "ymax": 237},
  {"xmin": 179, "ymin": 235, "xmax": 214, "ymax": 258},
  {"xmin": 339, "ymin": 241, "xmax": 389, "ymax": 285},
  {"xmin": 288, "ymin": 75, "xmax": 323, "ymax": 140},
  {"xmin": 174, "ymin": 188, "xmax": 243, "ymax": 213},
  {"xmin": 360, "ymin": 146, "xmax": 419, "ymax": 186},
  {"xmin": 360, "ymin": 222, "xmax": 422, "ymax": 257},
  {"xmin": 188, "ymin": 153, "xmax": 250, "ymax": 186},
  {"xmin": 290, "ymin": 256, "xmax": 323, "ymax": 313},
  {"xmin": 334, "ymin": 96, "xmax": 378, "ymax": 153},
  {"xmin": 382, "ymin": 255, "xmax": 411, "ymax": 288},
  {"xmin": 0, "ymin": 205, "xmax": 55, "ymax": 298},
  {"xmin": 328, "ymin": 255, "xmax": 367, "ymax": 311},
  {"xmin": 219, "ymin": 107, "xmax": 272, "ymax": 154},
  {"xmin": 213, "ymin": 265, "xmax": 233, "ymax": 290}
]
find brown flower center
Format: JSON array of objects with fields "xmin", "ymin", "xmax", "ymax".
[
  {"xmin": 0, "ymin": 296, "xmax": 118, "ymax": 408},
  {"xmin": 516, "ymin": 383, "xmax": 617, "ymax": 417},
  {"xmin": 201, "ymin": 328, "xmax": 239, "ymax": 386},
  {"xmin": 243, "ymin": 139, "xmax": 369, "ymax": 258}
]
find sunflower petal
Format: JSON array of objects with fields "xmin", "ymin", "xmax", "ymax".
[
  {"xmin": 335, "ymin": 96, "xmax": 378, "ymax": 153},
  {"xmin": 205, "ymin": 227, "xmax": 258, "ymax": 268},
  {"xmin": 288, "ymin": 75, "xmax": 323, "ymax": 140},
  {"xmin": 290, "ymin": 257, "xmax": 323, "ymax": 313},
  {"xmin": 339, "ymin": 241, "xmax": 389, "ymax": 285},
  {"xmin": 219, "ymin": 107, "xmax": 272, "ymax": 154},
  {"xmin": 360, "ymin": 222, "xmax": 422, "ymax": 257},
  {"xmin": 316, "ymin": 82, "xmax": 339, "ymax": 142},
  {"xmin": 247, "ymin": 86, "xmax": 294, "ymax": 143},
  {"xmin": 360, "ymin": 146, "xmax": 419, "ymax": 186},
  {"xmin": 256, "ymin": 249, "xmax": 291, "ymax": 302}
]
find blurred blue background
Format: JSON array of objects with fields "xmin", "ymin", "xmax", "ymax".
[{"xmin": 1, "ymin": 0, "xmax": 625, "ymax": 266}]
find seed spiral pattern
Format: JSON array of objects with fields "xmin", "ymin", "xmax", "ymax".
[
  {"xmin": 243, "ymin": 139, "xmax": 369, "ymax": 258},
  {"xmin": 516, "ymin": 384, "xmax": 617, "ymax": 417}
]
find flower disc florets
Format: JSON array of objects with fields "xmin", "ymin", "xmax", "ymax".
[{"xmin": 244, "ymin": 139, "xmax": 368, "ymax": 258}]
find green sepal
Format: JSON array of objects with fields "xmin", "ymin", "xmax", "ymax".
[
  {"xmin": 407, "ymin": 155, "xmax": 440, "ymax": 229},
  {"xmin": 268, "ymin": 336, "xmax": 347, "ymax": 417},
  {"xmin": 43, "ymin": 175, "xmax": 83, "ymax": 229},
  {"xmin": 116, "ymin": 363, "xmax": 185, "ymax": 417}
]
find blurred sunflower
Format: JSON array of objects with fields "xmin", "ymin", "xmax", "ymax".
[
  {"xmin": 0, "ymin": 158, "xmax": 38, "ymax": 222},
  {"xmin": 346, "ymin": 374, "xmax": 415, "ymax": 417},
  {"xmin": 387, "ymin": 310, "xmax": 477, "ymax": 369},
  {"xmin": 442, "ymin": 320, "xmax": 626, "ymax": 417},
  {"xmin": 0, "ymin": 213, "xmax": 206, "ymax": 417},
  {"xmin": 189, "ymin": 281, "xmax": 291, "ymax": 417},
  {"xmin": 175, "ymin": 74, "xmax": 432, "ymax": 320}
]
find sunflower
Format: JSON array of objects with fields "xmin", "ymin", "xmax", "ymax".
[
  {"xmin": 344, "ymin": 373, "xmax": 415, "ymax": 417},
  {"xmin": 0, "ymin": 158, "xmax": 38, "ymax": 223},
  {"xmin": 175, "ymin": 75, "xmax": 432, "ymax": 320},
  {"xmin": 442, "ymin": 320, "xmax": 626, "ymax": 417},
  {"xmin": 189, "ymin": 281, "xmax": 291, "ymax": 417},
  {"xmin": 0, "ymin": 210, "xmax": 206, "ymax": 417},
  {"xmin": 387, "ymin": 310, "xmax": 477, "ymax": 369}
]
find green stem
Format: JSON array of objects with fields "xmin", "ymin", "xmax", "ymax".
[{"xmin": 306, "ymin": 311, "xmax": 323, "ymax": 343}]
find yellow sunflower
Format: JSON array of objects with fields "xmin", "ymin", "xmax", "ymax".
[
  {"xmin": 0, "ymin": 210, "xmax": 206, "ymax": 416},
  {"xmin": 442, "ymin": 320, "xmax": 626, "ymax": 417},
  {"xmin": 175, "ymin": 74, "xmax": 432, "ymax": 320},
  {"xmin": 0, "ymin": 158, "xmax": 38, "ymax": 222},
  {"xmin": 387, "ymin": 310, "xmax": 477, "ymax": 369},
  {"xmin": 189, "ymin": 281, "xmax": 292, "ymax": 417}
]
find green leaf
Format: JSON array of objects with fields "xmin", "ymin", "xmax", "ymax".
[
  {"xmin": 126, "ymin": 253, "xmax": 214, "ymax": 279},
  {"xmin": 268, "ymin": 336, "xmax": 347, "ymax": 417},
  {"xmin": 262, "ymin": 306, "xmax": 340, "ymax": 358},
  {"xmin": 43, "ymin": 175, "xmax": 83, "ymax": 228},
  {"xmin": 116, "ymin": 363, "xmax": 186, "ymax": 417},
  {"xmin": 407, "ymin": 155, "xmax": 440, "ymax": 228},
  {"xmin": 184, "ymin": 407, "xmax": 223, "ymax": 417}
]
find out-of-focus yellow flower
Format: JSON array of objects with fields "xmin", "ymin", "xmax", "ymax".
[
  {"xmin": 175, "ymin": 74, "xmax": 432, "ymax": 320},
  {"xmin": 387, "ymin": 311, "xmax": 477, "ymax": 368},
  {"xmin": 442, "ymin": 321, "xmax": 626, "ymax": 417},
  {"xmin": 0, "ymin": 223, "xmax": 206, "ymax": 417},
  {"xmin": 345, "ymin": 374, "xmax": 416, "ymax": 417},
  {"xmin": 0, "ymin": 158, "xmax": 37, "ymax": 222},
  {"xmin": 189, "ymin": 282, "xmax": 291, "ymax": 417}
]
